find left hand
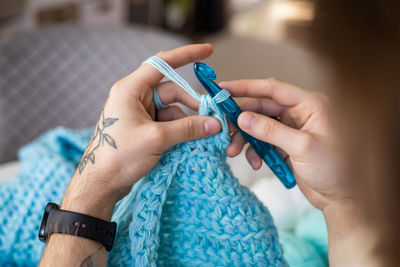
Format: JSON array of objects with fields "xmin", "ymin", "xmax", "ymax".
[{"xmin": 62, "ymin": 44, "xmax": 221, "ymax": 220}]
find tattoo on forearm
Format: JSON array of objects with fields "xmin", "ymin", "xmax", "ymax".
[
  {"xmin": 78, "ymin": 111, "xmax": 119, "ymax": 174},
  {"xmin": 79, "ymin": 245, "xmax": 105, "ymax": 267}
]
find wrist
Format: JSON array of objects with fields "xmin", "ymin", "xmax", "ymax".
[
  {"xmin": 61, "ymin": 175, "xmax": 118, "ymax": 221},
  {"xmin": 323, "ymin": 199, "xmax": 379, "ymax": 266},
  {"xmin": 323, "ymin": 198, "xmax": 364, "ymax": 235}
]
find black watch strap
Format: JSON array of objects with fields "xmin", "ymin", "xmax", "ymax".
[{"xmin": 38, "ymin": 203, "xmax": 117, "ymax": 251}]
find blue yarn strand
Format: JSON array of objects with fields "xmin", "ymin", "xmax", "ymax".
[
  {"xmin": 143, "ymin": 56, "xmax": 202, "ymax": 103},
  {"xmin": 152, "ymin": 88, "xmax": 167, "ymax": 109},
  {"xmin": 212, "ymin": 88, "xmax": 231, "ymax": 103},
  {"xmin": 145, "ymin": 56, "xmax": 232, "ymax": 110}
]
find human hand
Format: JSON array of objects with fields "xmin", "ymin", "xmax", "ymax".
[
  {"xmin": 220, "ymin": 78, "xmax": 353, "ymax": 211},
  {"xmin": 62, "ymin": 44, "xmax": 221, "ymax": 220}
]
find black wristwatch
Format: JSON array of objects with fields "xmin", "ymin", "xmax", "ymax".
[{"xmin": 38, "ymin": 202, "xmax": 117, "ymax": 251}]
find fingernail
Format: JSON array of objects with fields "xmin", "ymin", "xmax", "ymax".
[
  {"xmin": 204, "ymin": 119, "xmax": 220, "ymax": 135},
  {"xmin": 251, "ymin": 157, "xmax": 261, "ymax": 169},
  {"xmin": 250, "ymin": 157, "xmax": 257, "ymax": 168},
  {"xmin": 238, "ymin": 113, "xmax": 255, "ymax": 130}
]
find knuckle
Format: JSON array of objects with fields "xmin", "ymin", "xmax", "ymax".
[
  {"xmin": 298, "ymin": 133, "xmax": 315, "ymax": 155},
  {"xmin": 146, "ymin": 124, "xmax": 167, "ymax": 146},
  {"xmin": 315, "ymin": 92, "xmax": 330, "ymax": 104},
  {"xmin": 108, "ymin": 81, "xmax": 122, "ymax": 99},
  {"xmin": 262, "ymin": 77, "xmax": 281, "ymax": 95},
  {"xmin": 169, "ymin": 105, "xmax": 180, "ymax": 113},
  {"xmin": 186, "ymin": 119, "xmax": 197, "ymax": 140},
  {"xmin": 110, "ymin": 80, "xmax": 123, "ymax": 94},
  {"xmin": 261, "ymin": 118, "xmax": 277, "ymax": 138},
  {"xmin": 155, "ymin": 50, "xmax": 167, "ymax": 59},
  {"xmin": 264, "ymin": 77, "xmax": 280, "ymax": 88},
  {"xmin": 310, "ymin": 92, "xmax": 330, "ymax": 108}
]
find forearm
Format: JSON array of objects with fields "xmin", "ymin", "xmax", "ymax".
[
  {"xmin": 39, "ymin": 235, "xmax": 107, "ymax": 267},
  {"xmin": 323, "ymin": 200, "xmax": 379, "ymax": 267},
  {"xmin": 39, "ymin": 174, "xmax": 118, "ymax": 267}
]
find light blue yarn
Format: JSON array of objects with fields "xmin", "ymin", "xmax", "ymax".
[
  {"xmin": 153, "ymin": 87, "xmax": 167, "ymax": 109},
  {"xmin": 145, "ymin": 56, "xmax": 232, "ymax": 108},
  {"xmin": 212, "ymin": 88, "xmax": 231, "ymax": 103},
  {"xmin": 0, "ymin": 127, "xmax": 93, "ymax": 266},
  {"xmin": 294, "ymin": 210, "xmax": 329, "ymax": 265},
  {"xmin": 144, "ymin": 56, "xmax": 202, "ymax": 102},
  {"xmin": 278, "ymin": 231, "xmax": 326, "ymax": 267}
]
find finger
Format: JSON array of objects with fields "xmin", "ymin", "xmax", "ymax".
[
  {"xmin": 226, "ymin": 131, "xmax": 246, "ymax": 157},
  {"xmin": 238, "ymin": 98, "xmax": 298, "ymax": 128},
  {"xmin": 237, "ymin": 98, "xmax": 284, "ymax": 117},
  {"xmin": 238, "ymin": 111, "xmax": 312, "ymax": 157},
  {"xmin": 159, "ymin": 115, "xmax": 221, "ymax": 149},
  {"xmin": 220, "ymin": 78, "xmax": 311, "ymax": 107},
  {"xmin": 228, "ymin": 120, "xmax": 236, "ymax": 133},
  {"xmin": 156, "ymin": 81, "xmax": 199, "ymax": 110},
  {"xmin": 133, "ymin": 44, "xmax": 213, "ymax": 88},
  {"xmin": 157, "ymin": 105, "xmax": 187, "ymax": 121},
  {"xmin": 274, "ymin": 146, "xmax": 289, "ymax": 163},
  {"xmin": 245, "ymin": 146, "xmax": 262, "ymax": 170}
]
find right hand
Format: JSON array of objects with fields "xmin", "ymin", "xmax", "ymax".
[{"xmin": 220, "ymin": 78, "xmax": 353, "ymax": 211}]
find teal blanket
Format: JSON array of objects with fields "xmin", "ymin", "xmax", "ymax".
[{"xmin": 0, "ymin": 127, "xmax": 328, "ymax": 266}]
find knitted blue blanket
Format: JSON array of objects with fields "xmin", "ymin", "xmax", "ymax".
[
  {"xmin": 0, "ymin": 127, "xmax": 92, "ymax": 266},
  {"xmin": 0, "ymin": 124, "xmax": 287, "ymax": 266},
  {"xmin": 0, "ymin": 122, "xmax": 333, "ymax": 267}
]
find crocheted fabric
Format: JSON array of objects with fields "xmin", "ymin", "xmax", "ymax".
[
  {"xmin": 0, "ymin": 125, "xmax": 287, "ymax": 267},
  {"xmin": 0, "ymin": 127, "xmax": 92, "ymax": 266},
  {"xmin": 106, "ymin": 95, "xmax": 288, "ymax": 266}
]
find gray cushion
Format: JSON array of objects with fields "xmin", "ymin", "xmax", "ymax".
[{"xmin": 0, "ymin": 26, "xmax": 195, "ymax": 163}]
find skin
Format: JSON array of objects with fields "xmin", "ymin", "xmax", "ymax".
[{"xmin": 39, "ymin": 44, "xmax": 377, "ymax": 267}]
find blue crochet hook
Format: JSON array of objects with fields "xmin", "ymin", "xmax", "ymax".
[{"xmin": 193, "ymin": 62, "xmax": 296, "ymax": 189}]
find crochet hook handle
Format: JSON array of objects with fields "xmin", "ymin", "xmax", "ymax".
[{"xmin": 194, "ymin": 62, "xmax": 296, "ymax": 189}]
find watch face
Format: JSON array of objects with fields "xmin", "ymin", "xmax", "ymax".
[{"xmin": 38, "ymin": 203, "xmax": 58, "ymax": 242}]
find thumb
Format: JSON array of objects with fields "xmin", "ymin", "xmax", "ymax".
[
  {"xmin": 238, "ymin": 111, "xmax": 311, "ymax": 157},
  {"xmin": 160, "ymin": 115, "xmax": 221, "ymax": 149}
]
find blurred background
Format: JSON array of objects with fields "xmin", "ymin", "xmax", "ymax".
[
  {"xmin": 0, "ymin": 2, "xmax": 329, "ymax": 264},
  {"xmin": 0, "ymin": 0, "xmax": 330, "ymax": 163}
]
